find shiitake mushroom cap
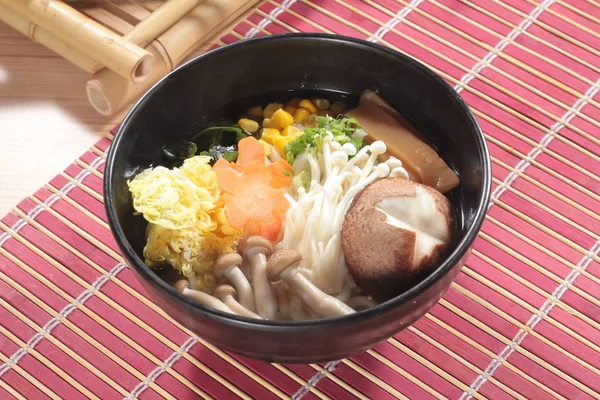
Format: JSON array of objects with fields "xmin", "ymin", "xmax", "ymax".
[{"xmin": 342, "ymin": 177, "xmax": 454, "ymax": 301}]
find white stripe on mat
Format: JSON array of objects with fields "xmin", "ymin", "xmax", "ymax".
[
  {"xmin": 0, "ymin": 262, "xmax": 126, "ymax": 377},
  {"xmin": 368, "ymin": 0, "xmax": 425, "ymax": 43},
  {"xmin": 490, "ymin": 76, "xmax": 600, "ymax": 209},
  {"xmin": 245, "ymin": 0, "xmax": 297, "ymax": 39},
  {"xmin": 461, "ymin": 240, "xmax": 600, "ymax": 399},
  {"xmin": 454, "ymin": 0, "xmax": 556, "ymax": 93},
  {"xmin": 0, "ymin": 154, "xmax": 106, "ymax": 248},
  {"xmin": 0, "ymin": 149, "xmax": 116, "ymax": 376},
  {"xmin": 461, "ymin": 75, "xmax": 600, "ymax": 399},
  {"xmin": 125, "ymin": 335, "xmax": 199, "ymax": 400}
]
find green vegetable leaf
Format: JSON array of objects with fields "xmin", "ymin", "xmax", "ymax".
[
  {"xmin": 222, "ymin": 151, "xmax": 239, "ymax": 162},
  {"xmin": 163, "ymin": 141, "xmax": 198, "ymax": 161},
  {"xmin": 284, "ymin": 115, "xmax": 365, "ymax": 164},
  {"xmin": 292, "ymin": 170, "xmax": 311, "ymax": 191}
]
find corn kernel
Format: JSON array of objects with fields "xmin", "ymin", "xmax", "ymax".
[
  {"xmin": 298, "ymin": 99, "xmax": 317, "ymax": 113},
  {"xmin": 258, "ymin": 139, "xmax": 272, "ymax": 156},
  {"xmin": 260, "ymin": 128, "xmax": 280, "ymax": 144},
  {"xmin": 329, "ymin": 103, "xmax": 344, "ymax": 117},
  {"xmin": 248, "ymin": 105, "xmax": 263, "ymax": 118},
  {"xmin": 262, "ymin": 118, "xmax": 279, "ymax": 129},
  {"xmin": 286, "ymin": 97, "xmax": 301, "ymax": 107},
  {"xmin": 312, "ymin": 98, "xmax": 330, "ymax": 111},
  {"xmin": 282, "ymin": 125, "xmax": 303, "ymax": 137},
  {"xmin": 273, "ymin": 135, "xmax": 296, "ymax": 157},
  {"xmin": 272, "ymin": 108, "xmax": 294, "ymax": 129},
  {"xmin": 238, "ymin": 118, "xmax": 259, "ymax": 133},
  {"xmin": 304, "ymin": 114, "xmax": 317, "ymax": 127},
  {"xmin": 263, "ymin": 102, "xmax": 283, "ymax": 118},
  {"xmin": 293, "ymin": 107, "xmax": 311, "ymax": 124},
  {"xmin": 284, "ymin": 105, "xmax": 297, "ymax": 115}
]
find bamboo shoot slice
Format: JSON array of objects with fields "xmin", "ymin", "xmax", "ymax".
[{"xmin": 346, "ymin": 102, "xmax": 459, "ymax": 193}]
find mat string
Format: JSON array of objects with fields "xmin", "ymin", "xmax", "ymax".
[
  {"xmin": 245, "ymin": 0, "xmax": 297, "ymax": 39},
  {"xmin": 0, "ymin": 262, "xmax": 126, "ymax": 378},
  {"xmin": 464, "ymin": 74, "xmax": 600, "ymax": 398},
  {"xmin": 127, "ymin": 335, "xmax": 199, "ymax": 399},
  {"xmin": 490, "ymin": 75, "xmax": 600, "ymax": 211},
  {"xmin": 0, "ymin": 155, "xmax": 106, "ymax": 248},
  {"xmin": 368, "ymin": 0, "xmax": 424, "ymax": 43}
]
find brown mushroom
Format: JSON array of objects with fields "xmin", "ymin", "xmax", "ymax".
[
  {"xmin": 342, "ymin": 177, "xmax": 454, "ymax": 301},
  {"xmin": 267, "ymin": 249, "xmax": 355, "ymax": 318},
  {"xmin": 213, "ymin": 253, "xmax": 255, "ymax": 312},
  {"xmin": 213, "ymin": 285, "xmax": 262, "ymax": 319},
  {"xmin": 239, "ymin": 236, "xmax": 277, "ymax": 320},
  {"xmin": 173, "ymin": 280, "xmax": 233, "ymax": 314}
]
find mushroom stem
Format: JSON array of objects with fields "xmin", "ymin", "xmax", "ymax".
[
  {"xmin": 240, "ymin": 236, "xmax": 277, "ymax": 320},
  {"xmin": 212, "ymin": 253, "xmax": 256, "ymax": 312},
  {"xmin": 335, "ymin": 280, "xmax": 352, "ymax": 302},
  {"xmin": 173, "ymin": 280, "xmax": 233, "ymax": 314},
  {"xmin": 267, "ymin": 250, "xmax": 355, "ymax": 319},
  {"xmin": 226, "ymin": 298, "xmax": 263, "ymax": 319},
  {"xmin": 274, "ymin": 282, "xmax": 291, "ymax": 320},
  {"xmin": 289, "ymin": 302, "xmax": 310, "ymax": 321},
  {"xmin": 250, "ymin": 251, "xmax": 277, "ymax": 319},
  {"xmin": 284, "ymin": 269, "xmax": 355, "ymax": 318},
  {"xmin": 214, "ymin": 285, "xmax": 262, "ymax": 319},
  {"xmin": 347, "ymin": 296, "xmax": 377, "ymax": 311},
  {"xmin": 226, "ymin": 268, "xmax": 256, "ymax": 312}
]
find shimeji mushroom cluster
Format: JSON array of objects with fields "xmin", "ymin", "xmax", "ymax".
[{"xmin": 281, "ymin": 133, "xmax": 409, "ymax": 295}]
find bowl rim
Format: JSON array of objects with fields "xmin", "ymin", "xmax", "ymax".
[{"xmin": 104, "ymin": 32, "xmax": 491, "ymax": 330}]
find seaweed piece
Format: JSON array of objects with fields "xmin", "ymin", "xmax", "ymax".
[{"xmin": 162, "ymin": 141, "xmax": 197, "ymax": 161}]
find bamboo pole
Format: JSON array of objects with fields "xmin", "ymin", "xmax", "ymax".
[
  {"xmin": 0, "ymin": 3, "xmax": 102, "ymax": 74},
  {"xmin": 124, "ymin": 0, "xmax": 200, "ymax": 48},
  {"xmin": 86, "ymin": 0, "xmax": 258, "ymax": 116},
  {"xmin": 3, "ymin": 0, "xmax": 154, "ymax": 82}
]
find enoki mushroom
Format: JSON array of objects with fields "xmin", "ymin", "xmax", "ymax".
[{"xmin": 281, "ymin": 133, "xmax": 409, "ymax": 295}]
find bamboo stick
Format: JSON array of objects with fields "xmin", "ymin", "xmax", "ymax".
[
  {"xmin": 0, "ymin": 3, "xmax": 102, "ymax": 74},
  {"xmin": 86, "ymin": 0, "xmax": 258, "ymax": 116},
  {"xmin": 124, "ymin": 0, "xmax": 200, "ymax": 48},
  {"xmin": 3, "ymin": 0, "xmax": 154, "ymax": 82}
]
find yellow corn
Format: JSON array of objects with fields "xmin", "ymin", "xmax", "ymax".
[
  {"xmin": 260, "ymin": 128, "xmax": 280, "ymax": 144},
  {"xmin": 298, "ymin": 99, "xmax": 317, "ymax": 113},
  {"xmin": 263, "ymin": 102, "xmax": 283, "ymax": 118},
  {"xmin": 329, "ymin": 102, "xmax": 344, "ymax": 116},
  {"xmin": 238, "ymin": 118, "xmax": 259, "ymax": 133},
  {"xmin": 282, "ymin": 125, "xmax": 303, "ymax": 137},
  {"xmin": 273, "ymin": 135, "xmax": 296, "ymax": 157},
  {"xmin": 272, "ymin": 108, "xmax": 294, "ymax": 129},
  {"xmin": 286, "ymin": 97, "xmax": 301, "ymax": 107},
  {"xmin": 262, "ymin": 118, "xmax": 279, "ymax": 129},
  {"xmin": 284, "ymin": 104, "xmax": 298, "ymax": 115},
  {"xmin": 312, "ymin": 98, "xmax": 330, "ymax": 111},
  {"xmin": 304, "ymin": 114, "xmax": 317, "ymax": 127},
  {"xmin": 293, "ymin": 107, "xmax": 311, "ymax": 124},
  {"xmin": 248, "ymin": 105, "xmax": 263, "ymax": 118},
  {"xmin": 258, "ymin": 139, "xmax": 272, "ymax": 156}
]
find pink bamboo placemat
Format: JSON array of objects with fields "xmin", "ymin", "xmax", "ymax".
[{"xmin": 2, "ymin": 0, "xmax": 600, "ymax": 399}]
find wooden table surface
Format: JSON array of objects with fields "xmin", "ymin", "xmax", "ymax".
[{"xmin": 0, "ymin": 21, "xmax": 125, "ymax": 216}]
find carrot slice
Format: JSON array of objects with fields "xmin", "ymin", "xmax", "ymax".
[
  {"xmin": 213, "ymin": 136, "xmax": 292, "ymax": 241},
  {"xmin": 236, "ymin": 137, "xmax": 265, "ymax": 167},
  {"xmin": 267, "ymin": 159, "xmax": 293, "ymax": 188},
  {"xmin": 212, "ymin": 157, "xmax": 232, "ymax": 171}
]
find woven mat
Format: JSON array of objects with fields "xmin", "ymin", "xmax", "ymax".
[{"xmin": 2, "ymin": 0, "xmax": 600, "ymax": 399}]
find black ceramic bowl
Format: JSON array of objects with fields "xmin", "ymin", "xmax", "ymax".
[{"xmin": 105, "ymin": 33, "xmax": 491, "ymax": 363}]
